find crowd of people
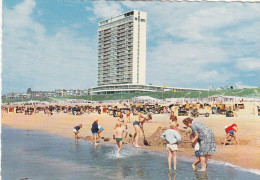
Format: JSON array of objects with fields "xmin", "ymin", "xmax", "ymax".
[
  {"xmin": 71, "ymin": 107, "xmax": 241, "ymax": 172},
  {"xmin": 3, "ymin": 102, "xmax": 241, "ymax": 172}
]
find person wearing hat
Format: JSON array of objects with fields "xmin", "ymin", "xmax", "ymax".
[
  {"xmin": 223, "ymin": 124, "xmax": 239, "ymax": 146},
  {"xmin": 161, "ymin": 121, "xmax": 181, "ymax": 171}
]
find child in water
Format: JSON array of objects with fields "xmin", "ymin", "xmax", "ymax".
[
  {"xmin": 161, "ymin": 122, "xmax": 181, "ymax": 171},
  {"xmin": 190, "ymin": 133, "xmax": 200, "ymax": 170},
  {"xmin": 73, "ymin": 124, "xmax": 82, "ymax": 139},
  {"xmin": 98, "ymin": 125, "xmax": 104, "ymax": 140},
  {"xmin": 113, "ymin": 123, "xmax": 126, "ymax": 155},
  {"xmin": 118, "ymin": 114, "xmax": 128, "ymax": 138}
]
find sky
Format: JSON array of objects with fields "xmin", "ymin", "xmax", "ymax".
[{"xmin": 1, "ymin": 0, "xmax": 260, "ymax": 94}]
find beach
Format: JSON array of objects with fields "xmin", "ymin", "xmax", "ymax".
[{"xmin": 2, "ymin": 111, "xmax": 260, "ymax": 170}]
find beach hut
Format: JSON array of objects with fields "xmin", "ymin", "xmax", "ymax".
[
  {"xmin": 216, "ymin": 103, "xmax": 226, "ymax": 115},
  {"xmin": 15, "ymin": 106, "xmax": 23, "ymax": 113},
  {"xmin": 8, "ymin": 107, "xmax": 14, "ymax": 114},
  {"xmin": 25, "ymin": 107, "xmax": 34, "ymax": 115},
  {"xmin": 170, "ymin": 105, "xmax": 178, "ymax": 116},
  {"xmin": 178, "ymin": 108, "xmax": 189, "ymax": 116}
]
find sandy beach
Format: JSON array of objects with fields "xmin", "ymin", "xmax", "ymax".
[{"xmin": 2, "ymin": 111, "xmax": 260, "ymax": 170}]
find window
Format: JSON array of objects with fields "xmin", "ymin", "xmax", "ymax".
[
  {"xmin": 135, "ymin": 17, "xmax": 137, "ymax": 20},
  {"xmin": 141, "ymin": 19, "xmax": 145, "ymax": 22}
]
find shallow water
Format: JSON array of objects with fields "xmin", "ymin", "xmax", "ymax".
[{"xmin": 2, "ymin": 126, "xmax": 260, "ymax": 180}]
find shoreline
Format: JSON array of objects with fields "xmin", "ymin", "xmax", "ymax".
[
  {"xmin": 2, "ymin": 112, "xmax": 260, "ymax": 170},
  {"xmin": 2, "ymin": 124, "xmax": 260, "ymax": 176}
]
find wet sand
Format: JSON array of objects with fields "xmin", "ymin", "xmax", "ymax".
[{"xmin": 2, "ymin": 111, "xmax": 260, "ymax": 170}]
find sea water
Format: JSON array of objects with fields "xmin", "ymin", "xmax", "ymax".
[{"xmin": 2, "ymin": 126, "xmax": 260, "ymax": 180}]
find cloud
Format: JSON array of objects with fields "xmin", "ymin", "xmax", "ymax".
[
  {"xmin": 235, "ymin": 82, "xmax": 258, "ymax": 89},
  {"xmin": 146, "ymin": 40, "xmax": 238, "ymax": 88},
  {"xmin": 120, "ymin": 2, "xmax": 260, "ymax": 88},
  {"xmin": 141, "ymin": 3, "xmax": 260, "ymax": 44},
  {"xmin": 2, "ymin": 1, "xmax": 260, "ymax": 94},
  {"xmin": 2, "ymin": 0, "xmax": 97, "ymax": 94},
  {"xmin": 235, "ymin": 57, "xmax": 260, "ymax": 71},
  {"xmin": 14, "ymin": 0, "xmax": 36, "ymax": 15},
  {"xmin": 85, "ymin": 1, "xmax": 123, "ymax": 20}
]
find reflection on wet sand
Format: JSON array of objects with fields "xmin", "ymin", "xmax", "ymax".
[
  {"xmin": 194, "ymin": 171, "xmax": 208, "ymax": 180},
  {"xmin": 168, "ymin": 172, "xmax": 177, "ymax": 180}
]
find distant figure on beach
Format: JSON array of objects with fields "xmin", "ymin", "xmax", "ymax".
[
  {"xmin": 190, "ymin": 133, "xmax": 200, "ymax": 170},
  {"xmin": 113, "ymin": 123, "xmax": 126, "ymax": 154},
  {"xmin": 223, "ymin": 124, "xmax": 239, "ymax": 146},
  {"xmin": 183, "ymin": 117, "xmax": 217, "ymax": 171},
  {"xmin": 161, "ymin": 122, "xmax": 181, "ymax": 171},
  {"xmin": 126, "ymin": 113, "xmax": 131, "ymax": 122},
  {"xmin": 50, "ymin": 108, "xmax": 53, "ymax": 115},
  {"xmin": 132, "ymin": 111, "xmax": 152, "ymax": 147},
  {"xmin": 98, "ymin": 125, "xmax": 104, "ymax": 140},
  {"xmin": 170, "ymin": 111, "xmax": 177, "ymax": 122},
  {"xmin": 73, "ymin": 124, "xmax": 82, "ymax": 139},
  {"xmin": 67, "ymin": 107, "xmax": 71, "ymax": 115},
  {"xmin": 91, "ymin": 119, "xmax": 99, "ymax": 145},
  {"xmin": 118, "ymin": 114, "xmax": 128, "ymax": 138},
  {"xmin": 46, "ymin": 108, "xmax": 51, "ymax": 116}
]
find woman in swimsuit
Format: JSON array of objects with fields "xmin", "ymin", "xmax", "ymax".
[{"xmin": 132, "ymin": 110, "xmax": 152, "ymax": 147}]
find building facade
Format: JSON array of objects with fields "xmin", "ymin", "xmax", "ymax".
[
  {"xmin": 90, "ymin": 84, "xmax": 206, "ymax": 95},
  {"xmin": 98, "ymin": 10, "xmax": 146, "ymax": 86}
]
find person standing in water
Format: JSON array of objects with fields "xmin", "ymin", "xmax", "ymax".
[
  {"xmin": 118, "ymin": 113, "xmax": 128, "ymax": 138},
  {"xmin": 91, "ymin": 119, "xmax": 99, "ymax": 145},
  {"xmin": 183, "ymin": 117, "xmax": 217, "ymax": 171},
  {"xmin": 113, "ymin": 123, "xmax": 126, "ymax": 155},
  {"xmin": 73, "ymin": 124, "xmax": 82, "ymax": 139},
  {"xmin": 161, "ymin": 122, "xmax": 181, "ymax": 171},
  {"xmin": 190, "ymin": 133, "xmax": 201, "ymax": 170},
  {"xmin": 132, "ymin": 110, "xmax": 152, "ymax": 148}
]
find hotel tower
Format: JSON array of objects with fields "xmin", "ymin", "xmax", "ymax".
[
  {"xmin": 91, "ymin": 11, "xmax": 203, "ymax": 94},
  {"xmin": 97, "ymin": 10, "xmax": 147, "ymax": 86}
]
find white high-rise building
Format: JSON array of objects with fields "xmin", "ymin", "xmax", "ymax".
[
  {"xmin": 97, "ymin": 10, "xmax": 147, "ymax": 86},
  {"xmin": 90, "ymin": 10, "xmax": 204, "ymax": 95}
]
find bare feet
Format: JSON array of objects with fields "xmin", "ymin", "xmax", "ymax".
[
  {"xmin": 192, "ymin": 164, "xmax": 197, "ymax": 170},
  {"xmin": 199, "ymin": 169, "xmax": 206, "ymax": 172},
  {"xmin": 135, "ymin": 145, "xmax": 141, "ymax": 148}
]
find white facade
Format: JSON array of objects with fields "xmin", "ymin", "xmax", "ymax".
[
  {"xmin": 91, "ymin": 84, "xmax": 207, "ymax": 95},
  {"xmin": 98, "ymin": 10, "xmax": 146, "ymax": 86}
]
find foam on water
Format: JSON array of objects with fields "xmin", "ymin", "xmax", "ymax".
[
  {"xmin": 210, "ymin": 159, "xmax": 260, "ymax": 176},
  {"xmin": 106, "ymin": 144, "xmax": 144, "ymax": 159},
  {"xmin": 148, "ymin": 150, "xmax": 260, "ymax": 176}
]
